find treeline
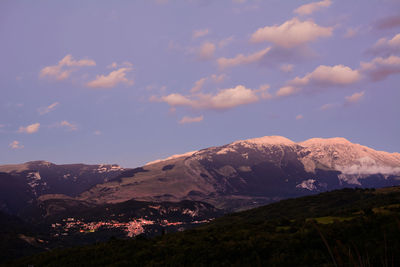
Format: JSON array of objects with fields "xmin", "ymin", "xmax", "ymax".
[{"xmin": 8, "ymin": 187, "xmax": 400, "ymax": 266}]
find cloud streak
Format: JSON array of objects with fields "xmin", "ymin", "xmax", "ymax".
[
  {"xmin": 179, "ymin": 115, "xmax": 204, "ymax": 124},
  {"xmin": 193, "ymin": 29, "xmax": 209, "ymax": 39},
  {"xmin": 217, "ymin": 47, "xmax": 271, "ymax": 69},
  {"xmin": 86, "ymin": 67, "xmax": 134, "ymax": 88},
  {"xmin": 294, "ymin": 0, "xmax": 331, "ymax": 16},
  {"xmin": 38, "ymin": 102, "xmax": 59, "ymax": 115},
  {"xmin": 40, "ymin": 54, "xmax": 95, "ymax": 80},
  {"xmin": 57, "ymin": 120, "xmax": 78, "ymax": 131},
  {"xmin": 345, "ymin": 91, "xmax": 365, "ymax": 104}
]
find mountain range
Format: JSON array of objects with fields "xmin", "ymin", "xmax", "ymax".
[
  {"xmin": 79, "ymin": 136, "xmax": 400, "ymax": 210},
  {"xmin": 1, "ymin": 135, "xmax": 400, "ymax": 263},
  {"xmin": 1, "ymin": 136, "xmax": 400, "ymax": 215}
]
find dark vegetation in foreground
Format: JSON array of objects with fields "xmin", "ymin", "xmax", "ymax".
[{"xmin": 7, "ymin": 187, "xmax": 400, "ymax": 266}]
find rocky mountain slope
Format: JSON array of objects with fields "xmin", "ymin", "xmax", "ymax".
[
  {"xmin": 0, "ymin": 161, "xmax": 125, "ymax": 214},
  {"xmin": 78, "ymin": 136, "xmax": 400, "ymax": 211}
]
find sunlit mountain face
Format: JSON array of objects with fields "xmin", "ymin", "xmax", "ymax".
[{"xmin": 1, "ymin": 0, "xmax": 399, "ymax": 265}]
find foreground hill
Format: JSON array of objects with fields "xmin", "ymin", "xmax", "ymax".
[
  {"xmin": 79, "ymin": 136, "xmax": 400, "ymax": 211},
  {"xmin": 11, "ymin": 186, "xmax": 400, "ymax": 266}
]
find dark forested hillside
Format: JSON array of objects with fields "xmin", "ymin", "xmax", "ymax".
[{"xmin": 9, "ymin": 186, "xmax": 400, "ymax": 266}]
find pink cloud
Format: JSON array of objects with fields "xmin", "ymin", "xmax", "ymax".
[
  {"xmin": 345, "ymin": 91, "xmax": 365, "ymax": 104},
  {"xmin": 290, "ymin": 65, "xmax": 361, "ymax": 87},
  {"xmin": 277, "ymin": 65, "xmax": 360, "ymax": 97},
  {"xmin": 18, "ymin": 123, "xmax": 40, "ymax": 134},
  {"xmin": 193, "ymin": 29, "xmax": 209, "ymax": 39},
  {"xmin": 280, "ymin": 64, "xmax": 294, "ymax": 73},
  {"xmin": 38, "ymin": 102, "xmax": 59, "ymax": 115},
  {"xmin": 294, "ymin": 0, "xmax": 331, "ymax": 16},
  {"xmin": 369, "ymin": 33, "xmax": 400, "ymax": 56},
  {"xmin": 191, "ymin": 77, "xmax": 207, "ymax": 93},
  {"xmin": 250, "ymin": 18, "xmax": 333, "ymax": 48},
  {"xmin": 276, "ymin": 86, "xmax": 300, "ymax": 97},
  {"xmin": 57, "ymin": 120, "xmax": 78, "ymax": 131},
  {"xmin": 40, "ymin": 54, "xmax": 96, "ymax": 81},
  {"xmin": 198, "ymin": 42, "xmax": 216, "ymax": 60},
  {"xmin": 158, "ymin": 85, "xmax": 261, "ymax": 110},
  {"xmin": 86, "ymin": 67, "xmax": 134, "ymax": 88},
  {"xmin": 179, "ymin": 115, "xmax": 204, "ymax": 124},
  {"xmin": 217, "ymin": 47, "xmax": 271, "ymax": 69},
  {"xmin": 360, "ymin": 55, "xmax": 400, "ymax": 81},
  {"xmin": 375, "ymin": 15, "xmax": 400, "ymax": 30},
  {"xmin": 9, "ymin": 140, "xmax": 24, "ymax": 149}
]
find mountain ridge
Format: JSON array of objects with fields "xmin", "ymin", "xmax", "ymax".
[{"xmin": 75, "ymin": 135, "xmax": 400, "ymax": 211}]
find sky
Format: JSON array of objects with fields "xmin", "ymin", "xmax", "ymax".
[{"xmin": 1, "ymin": 0, "xmax": 400, "ymax": 167}]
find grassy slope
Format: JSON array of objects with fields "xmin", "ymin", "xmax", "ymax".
[{"xmin": 9, "ymin": 187, "xmax": 400, "ymax": 266}]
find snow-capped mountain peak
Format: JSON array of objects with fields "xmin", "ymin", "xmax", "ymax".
[{"xmin": 299, "ymin": 137, "xmax": 351, "ymax": 146}]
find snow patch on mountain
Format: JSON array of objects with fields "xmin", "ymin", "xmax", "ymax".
[
  {"xmin": 296, "ymin": 179, "xmax": 317, "ymax": 191},
  {"xmin": 145, "ymin": 151, "xmax": 198, "ymax": 165},
  {"xmin": 233, "ymin": 136, "xmax": 295, "ymax": 148}
]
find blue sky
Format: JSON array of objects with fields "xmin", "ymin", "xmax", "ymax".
[{"xmin": 1, "ymin": 0, "xmax": 400, "ymax": 167}]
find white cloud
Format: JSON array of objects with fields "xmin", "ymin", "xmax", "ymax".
[
  {"xmin": 86, "ymin": 67, "xmax": 134, "ymax": 88},
  {"xmin": 369, "ymin": 33, "xmax": 400, "ymax": 56},
  {"xmin": 296, "ymin": 114, "xmax": 304, "ymax": 120},
  {"xmin": 360, "ymin": 55, "xmax": 400, "ymax": 81},
  {"xmin": 38, "ymin": 102, "xmax": 59, "ymax": 115},
  {"xmin": 179, "ymin": 115, "xmax": 204, "ymax": 124},
  {"xmin": 217, "ymin": 47, "xmax": 271, "ymax": 69},
  {"xmin": 159, "ymin": 85, "xmax": 261, "ymax": 110},
  {"xmin": 198, "ymin": 42, "xmax": 216, "ymax": 60},
  {"xmin": 57, "ymin": 120, "xmax": 78, "ymax": 131},
  {"xmin": 280, "ymin": 64, "xmax": 294, "ymax": 72},
  {"xmin": 193, "ymin": 29, "xmax": 209, "ymax": 39},
  {"xmin": 18, "ymin": 123, "xmax": 40, "ymax": 134},
  {"xmin": 345, "ymin": 91, "xmax": 365, "ymax": 104},
  {"xmin": 9, "ymin": 140, "xmax": 23, "ymax": 149},
  {"xmin": 40, "ymin": 54, "xmax": 95, "ymax": 80},
  {"xmin": 294, "ymin": 0, "xmax": 331, "ymax": 16},
  {"xmin": 250, "ymin": 18, "xmax": 333, "ymax": 48}
]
